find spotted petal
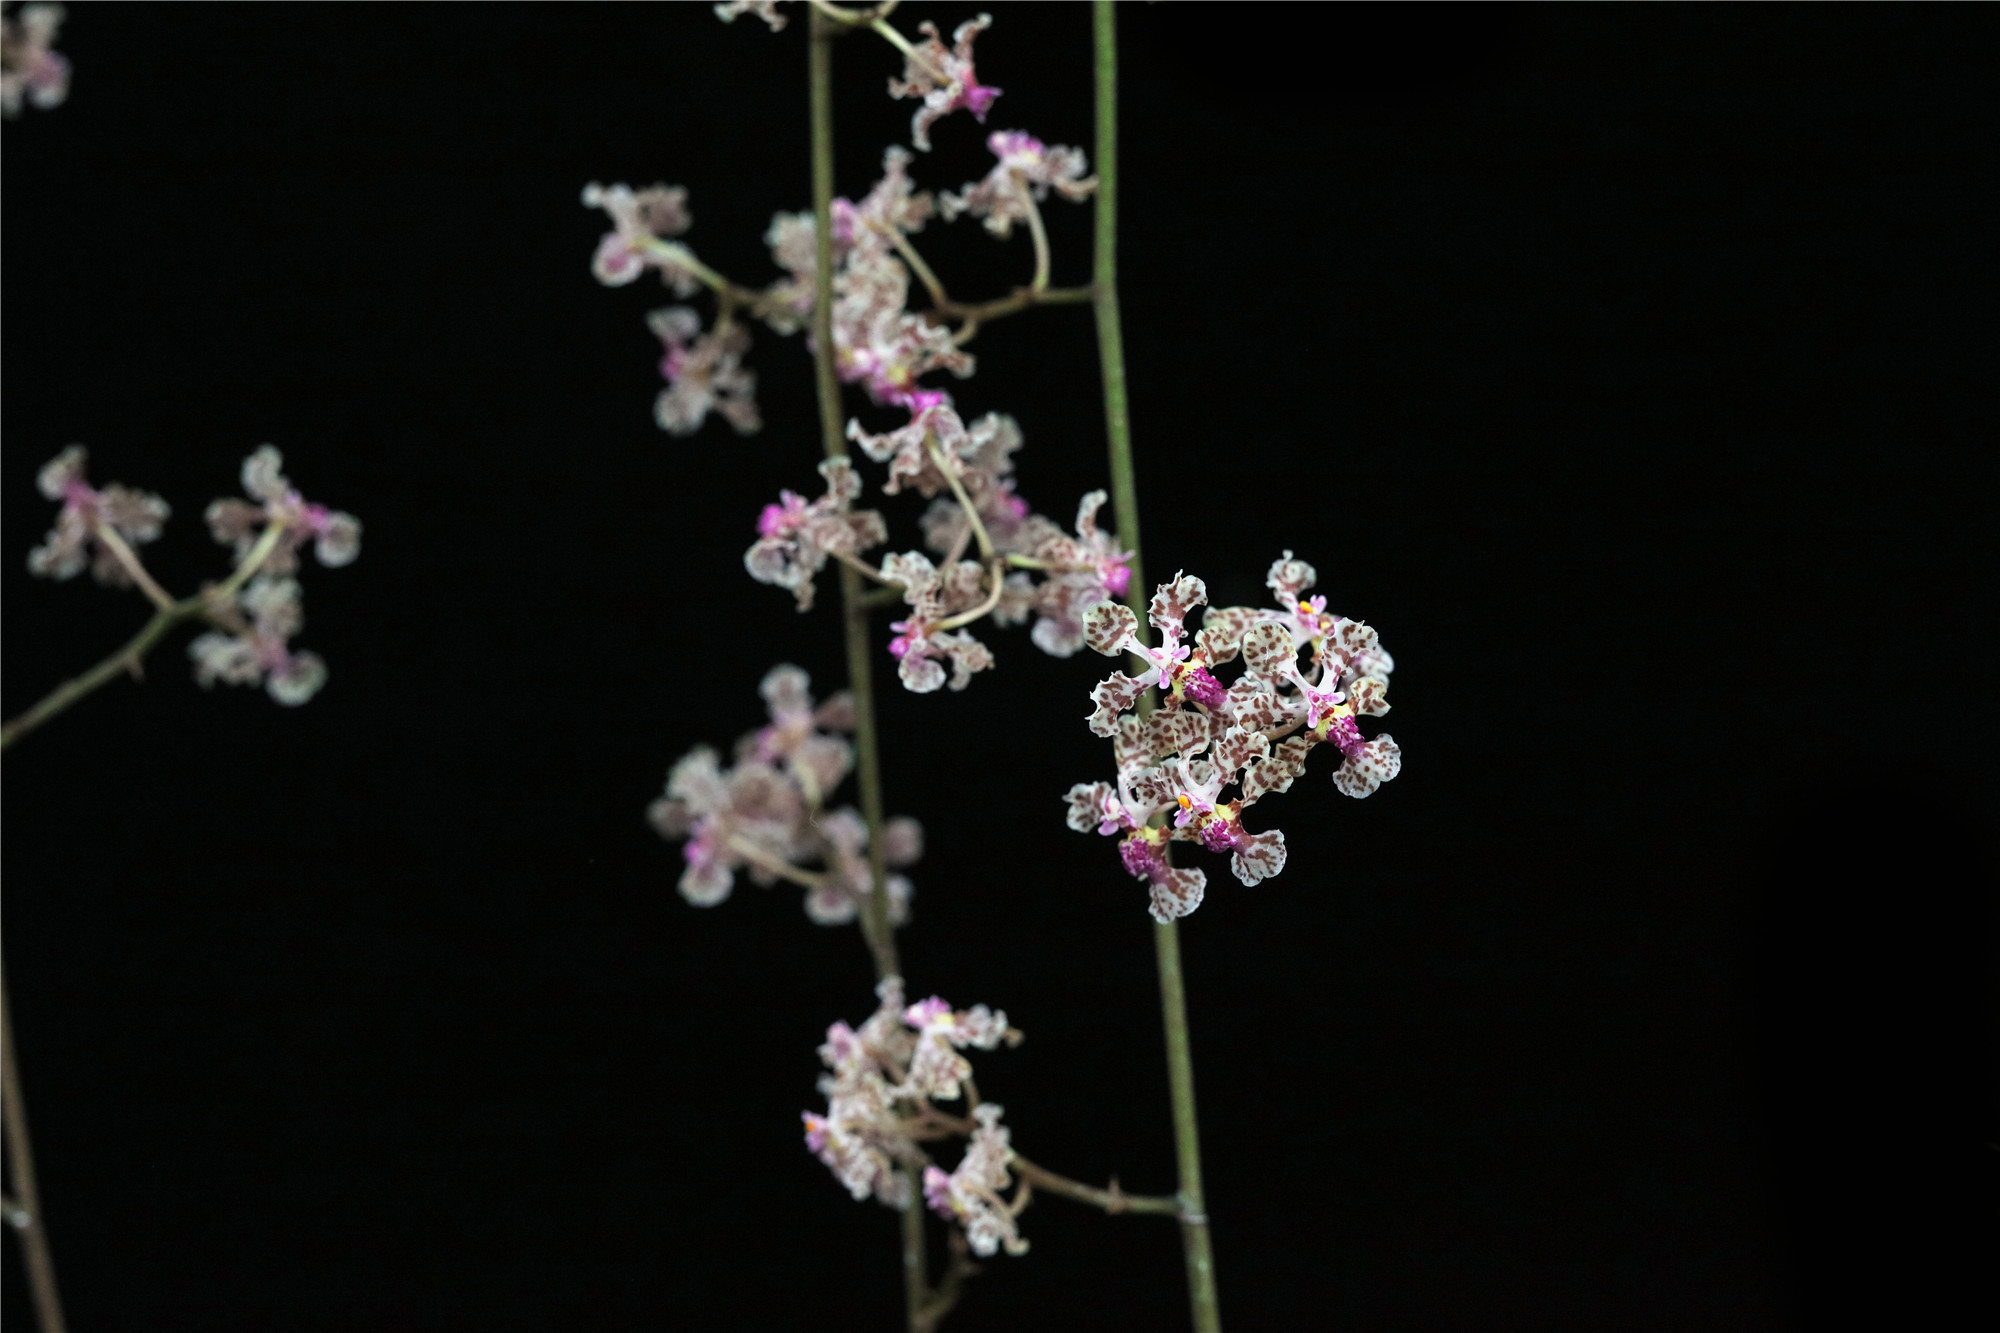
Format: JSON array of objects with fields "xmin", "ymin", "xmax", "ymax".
[
  {"xmin": 1223, "ymin": 677, "xmax": 1291, "ymax": 732},
  {"xmin": 1211, "ymin": 725, "xmax": 1270, "ymax": 779},
  {"xmin": 1240, "ymin": 621, "xmax": 1298, "ymax": 679},
  {"xmin": 1230, "ymin": 829, "xmax": 1287, "ymax": 886},
  {"xmin": 1148, "ymin": 573, "xmax": 1208, "ymax": 641},
  {"xmin": 1148, "ymin": 866, "xmax": 1206, "ymax": 922},
  {"xmin": 1266, "ymin": 550, "xmax": 1317, "ymax": 598},
  {"xmin": 1149, "ymin": 710, "xmax": 1210, "ymax": 761},
  {"xmin": 1334, "ymin": 735, "xmax": 1401, "ymax": 798},
  {"xmin": 1087, "ymin": 672, "xmax": 1147, "ymax": 737},
  {"xmin": 1084, "ymin": 601, "xmax": 1139, "ymax": 656},
  {"xmin": 1348, "ymin": 675, "xmax": 1391, "ymax": 717},
  {"xmin": 1240, "ymin": 735, "xmax": 1316, "ymax": 804},
  {"xmin": 1064, "ymin": 781, "xmax": 1118, "ymax": 833}
]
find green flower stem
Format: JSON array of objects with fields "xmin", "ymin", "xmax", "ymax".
[
  {"xmin": 90, "ymin": 522, "xmax": 176, "ymax": 611},
  {"xmin": 2, "ymin": 965, "xmax": 68, "ymax": 1333},
  {"xmin": 810, "ymin": 11, "xmax": 899, "ymax": 989},
  {"xmin": 2, "ymin": 519, "xmax": 290, "ymax": 752},
  {"xmin": 0, "ymin": 598, "xmax": 197, "ymax": 751},
  {"xmin": 809, "ymin": 16, "xmax": 926, "ymax": 1331},
  {"xmin": 1092, "ymin": 4, "xmax": 1222, "ymax": 1329},
  {"xmin": 1009, "ymin": 1154, "xmax": 1183, "ymax": 1218}
]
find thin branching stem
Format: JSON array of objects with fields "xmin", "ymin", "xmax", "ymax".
[
  {"xmin": 886, "ymin": 226, "xmax": 952, "ymax": 310},
  {"xmin": 831, "ymin": 548, "xmax": 894, "ymax": 585},
  {"xmin": 725, "ymin": 836, "xmax": 827, "ymax": 890},
  {"xmin": 2, "ymin": 966, "xmax": 68, "ymax": 1333},
  {"xmin": 927, "ymin": 437, "xmax": 995, "ymax": 562},
  {"xmin": 931, "ymin": 560, "xmax": 1005, "ymax": 633},
  {"xmin": 1009, "ymin": 1154, "xmax": 1182, "ymax": 1218},
  {"xmin": 1, "ymin": 521, "xmax": 289, "ymax": 751},
  {"xmin": 91, "ymin": 523, "xmax": 175, "ymax": 611},
  {"xmin": 1018, "ymin": 182, "xmax": 1052, "ymax": 292},
  {"xmin": 808, "ymin": 16, "xmax": 927, "ymax": 1331}
]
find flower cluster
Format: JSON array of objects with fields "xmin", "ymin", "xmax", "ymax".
[
  {"xmin": 1066, "ymin": 556, "xmax": 1400, "ymax": 921},
  {"xmin": 1, "ymin": 2, "xmax": 68, "ymax": 117},
  {"xmin": 188, "ymin": 576, "xmax": 328, "ymax": 706},
  {"xmin": 205, "ymin": 445, "xmax": 361, "ymax": 576},
  {"xmin": 744, "ymin": 457, "xmax": 888, "ymax": 611},
  {"xmin": 941, "ymin": 131, "xmax": 1098, "ymax": 238},
  {"xmin": 581, "ymin": 181, "xmax": 695, "ymax": 289},
  {"xmin": 26, "ymin": 446, "xmax": 170, "ymax": 585},
  {"xmin": 594, "ymin": 12, "xmax": 1118, "ymax": 693},
  {"xmin": 648, "ymin": 664, "xmax": 923, "ymax": 922},
  {"xmin": 821, "ymin": 147, "xmax": 970, "ymax": 406},
  {"xmin": 189, "ymin": 446, "xmax": 363, "ymax": 706},
  {"xmin": 887, "ymin": 15, "xmax": 1001, "ymax": 152},
  {"xmin": 582, "ymin": 182, "xmax": 767, "ymax": 438},
  {"xmin": 805, "ymin": 978, "xmax": 1030, "ymax": 1257},
  {"xmin": 648, "ymin": 306, "xmax": 759, "ymax": 437}
]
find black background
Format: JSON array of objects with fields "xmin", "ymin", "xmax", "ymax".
[{"xmin": 3, "ymin": 4, "xmax": 1995, "ymax": 1329}]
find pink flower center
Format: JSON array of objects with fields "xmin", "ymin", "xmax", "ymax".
[
  {"xmin": 758, "ymin": 491, "xmax": 809, "ymax": 537},
  {"xmin": 1197, "ymin": 816, "xmax": 1246, "ymax": 855},
  {"xmin": 887, "ymin": 619, "xmax": 924, "ymax": 659},
  {"xmin": 1179, "ymin": 665, "xmax": 1228, "ymax": 710},
  {"xmin": 1118, "ymin": 834, "xmax": 1165, "ymax": 882}
]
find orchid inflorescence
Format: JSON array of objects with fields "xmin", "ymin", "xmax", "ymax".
[
  {"xmin": 647, "ymin": 663, "xmax": 922, "ymax": 925},
  {"xmin": 599, "ymin": 5, "xmax": 1401, "ymax": 1319},
  {"xmin": 806, "ymin": 978, "xmax": 1031, "ymax": 1257},
  {"xmin": 19, "ymin": 444, "xmax": 361, "ymax": 715},
  {"xmin": 584, "ymin": 6, "xmax": 1126, "ymax": 700},
  {"xmin": 1067, "ymin": 553, "xmax": 1400, "ymax": 922}
]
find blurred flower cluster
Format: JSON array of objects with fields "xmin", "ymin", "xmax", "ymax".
[
  {"xmin": 0, "ymin": 2, "xmax": 68, "ymax": 117},
  {"xmin": 648, "ymin": 665, "xmax": 923, "ymax": 923},
  {"xmin": 806, "ymin": 978, "xmax": 1031, "ymax": 1258},
  {"xmin": 25, "ymin": 444, "xmax": 360, "ymax": 708}
]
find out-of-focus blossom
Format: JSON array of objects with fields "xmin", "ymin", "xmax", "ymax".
[
  {"xmin": 899, "ymin": 994, "xmax": 1011, "ymax": 1101},
  {"xmin": 26, "ymin": 446, "xmax": 170, "ymax": 585},
  {"xmin": 1, "ymin": 3, "xmax": 69, "ymax": 117},
  {"xmin": 758, "ymin": 209, "xmax": 838, "ymax": 335},
  {"xmin": 846, "ymin": 393, "xmax": 978, "ymax": 498},
  {"xmin": 941, "ymin": 132, "xmax": 1096, "ymax": 238},
  {"xmin": 923, "ymin": 1103, "xmax": 1028, "ymax": 1257},
  {"xmin": 650, "ymin": 665, "xmax": 929, "ymax": 924},
  {"xmin": 204, "ymin": 445, "xmax": 362, "ymax": 578},
  {"xmin": 758, "ymin": 149, "xmax": 963, "ymax": 402},
  {"xmin": 738, "ymin": 662, "xmax": 856, "ymax": 797},
  {"xmin": 807, "ymin": 979, "xmax": 1028, "ymax": 1261},
  {"xmin": 835, "ymin": 245, "xmax": 972, "ymax": 405},
  {"xmin": 807, "ymin": 978, "xmax": 922, "ymax": 1207},
  {"xmin": 713, "ymin": 0, "xmax": 786, "ymax": 31},
  {"xmin": 803, "ymin": 807, "xmax": 918, "ymax": 927},
  {"xmin": 187, "ymin": 576, "xmax": 328, "ymax": 706},
  {"xmin": 648, "ymin": 307, "xmax": 761, "ymax": 436},
  {"xmin": 887, "ymin": 15, "xmax": 1001, "ymax": 152},
  {"xmin": 994, "ymin": 490, "xmax": 1132, "ymax": 658},
  {"xmin": 581, "ymin": 182, "xmax": 697, "ymax": 290},
  {"xmin": 647, "ymin": 745, "xmax": 804, "ymax": 907},
  {"xmin": 745, "ymin": 461, "xmax": 888, "ymax": 610},
  {"xmin": 881, "ymin": 550, "xmax": 995, "ymax": 694}
]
